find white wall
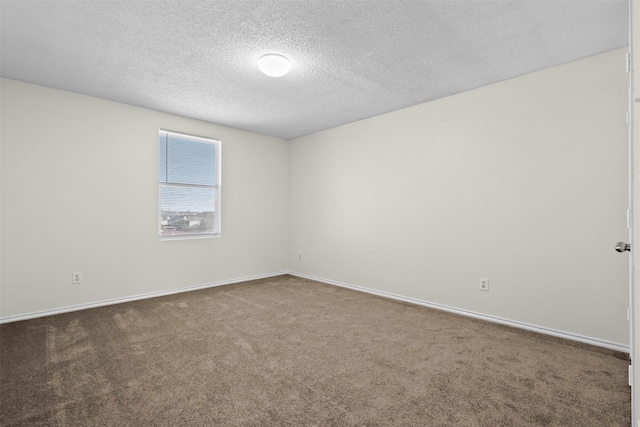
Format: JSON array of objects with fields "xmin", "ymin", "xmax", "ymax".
[
  {"xmin": 0, "ymin": 78, "xmax": 289, "ymax": 319},
  {"xmin": 0, "ymin": 48, "xmax": 631, "ymax": 349},
  {"xmin": 289, "ymin": 48, "xmax": 630, "ymax": 347}
]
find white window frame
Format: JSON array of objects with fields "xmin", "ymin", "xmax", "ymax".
[{"xmin": 158, "ymin": 129, "xmax": 221, "ymax": 240}]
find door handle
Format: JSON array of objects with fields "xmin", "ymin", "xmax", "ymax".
[{"xmin": 615, "ymin": 242, "xmax": 631, "ymax": 252}]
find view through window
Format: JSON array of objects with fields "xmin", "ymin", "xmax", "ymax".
[{"xmin": 158, "ymin": 130, "xmax": 221, "ymax": 238}]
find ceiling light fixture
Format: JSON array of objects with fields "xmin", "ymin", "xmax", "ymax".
[{"xmin": 258, "ymin": 54, "xmax": 291, "ymax": 77}]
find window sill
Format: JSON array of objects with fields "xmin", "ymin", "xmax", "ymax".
[{"xmin": 158, "ymin": 233, "xmax": 220, "ymax": 241}]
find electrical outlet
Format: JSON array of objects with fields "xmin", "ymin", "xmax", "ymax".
[
  {"xmin": 72, "ymin": 271, "xmax": 83, "ymax": 284},
  {"xmin": 479, "ymin": 278, "xmax": 489, "ymax": 291}
]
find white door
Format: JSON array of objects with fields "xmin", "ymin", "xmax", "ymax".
[{"xmin": 630, "ymin": 1, "xmax": 639, "ymax": 424}]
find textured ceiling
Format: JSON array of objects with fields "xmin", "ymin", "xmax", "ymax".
[{"xmin": 0, "ymin": 0, "xmax": 629, "ymax": 140}]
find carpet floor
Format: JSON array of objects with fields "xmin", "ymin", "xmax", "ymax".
[{"xmin": 0, "ymin": 275, "xmax": 631, "ymax": 426}]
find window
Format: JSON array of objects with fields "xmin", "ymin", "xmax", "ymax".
[{"xmin": 158, "ymin": 130, "xmax": 221, "ymax": 238}]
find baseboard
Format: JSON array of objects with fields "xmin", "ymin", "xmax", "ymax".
[
  {"xmin": 289, "ymin": 271, "xmax": 630, "ymax": 354},
  {"xmin": 0, "ymin": 271, "xmax": 289, "ymax": 324},
  {"xmin": 3, "ymin": 270, "xmax": 630, "ymax": 354}
]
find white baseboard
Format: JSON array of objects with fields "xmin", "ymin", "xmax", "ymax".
[
  {"xmin": 2, "ymin": 270, "xmax": 630, "ymax": 355},
  {"xmin": 0, "ymin": 271, "xmax": 289, "ymax": 324},
  {"xmin": 289, "ymin": 271, "xmax": 630, "ymax": 354}
]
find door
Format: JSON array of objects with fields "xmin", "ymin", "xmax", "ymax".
[{"xmin": 630, "ymin": 1, "xmax": 639, "ymax": 423}]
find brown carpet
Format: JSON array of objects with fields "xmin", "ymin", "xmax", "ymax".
[{"xmin": 0, "ymin": 275, "xmax": 631, "ymax": 426}]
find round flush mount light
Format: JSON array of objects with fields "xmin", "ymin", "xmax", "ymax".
[{"xmin": 258, "ymin": 54, "xmax": 291, "ymax": 77}]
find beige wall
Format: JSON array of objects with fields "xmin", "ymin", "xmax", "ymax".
[
  {"xmin": 290, "ymin": 48, "xmax": 630, "ymax": 347},
  {"xmin": 0, "ymin": 78, "xmax": 290, "ymax": 319}
]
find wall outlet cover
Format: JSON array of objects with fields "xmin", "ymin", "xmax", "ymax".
[{"xmin": 72, "ymin": 271, "xmax": 83, "ymax": 284}]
